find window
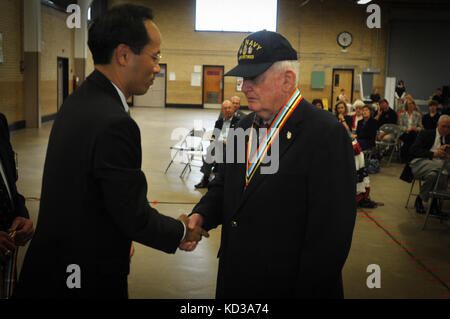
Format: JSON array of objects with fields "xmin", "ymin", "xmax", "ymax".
[{"xmin": 195, "ymin": 0, "xmax": 277, "ymax": 32}]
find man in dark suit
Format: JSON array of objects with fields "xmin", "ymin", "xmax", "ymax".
[
  {"xmin": 14, "ymin": 4, "xmax": 207, "ymax": 299},
  {"xmin": 409, "ymin": 115, "xmax": 450, "ymax": 216},
  {"xmin": 180, "ymin": 31, "xmax": 356, "ymax": 298},
  {"xmin": 195, "ymin": 100, "xmax": 241, "ymax": 188},
  {"xmin": 0, "ymin": 113, "xmax": 34, "ymax": 297}
]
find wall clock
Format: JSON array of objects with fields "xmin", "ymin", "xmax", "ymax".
[{"xmin": 337, "ymin": 31, "xmax": 353, "ymax": 49}]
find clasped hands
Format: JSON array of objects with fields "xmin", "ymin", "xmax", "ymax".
[
  {"xmin": 178, "ymin": 213, "xmax": 207, "ymax": 252},
  {"xmin": 434, "ymin": 144, "xmax": 450, "ymax": 159}
]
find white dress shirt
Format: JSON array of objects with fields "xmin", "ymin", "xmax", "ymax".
[
  {"xmin": 430, "ymin": 127, "xmax": 445, "ymax": 153},
  {"xmin": 110, "ymin": 82, "xmax": 129, "ymax": 113}
]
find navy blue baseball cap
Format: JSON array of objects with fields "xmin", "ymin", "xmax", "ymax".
[{"xmin": 224, "ymin": 30, "xmax": 298, "ymax": 78}]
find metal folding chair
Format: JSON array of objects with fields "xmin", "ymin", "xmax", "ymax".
[
  {"xmin": 405, "ymin": 177, "xmax": 423, "ymax": 208},
  {"xmin": 375, "ymin": 123, "xmax": 403, "ymax": 166},
  {"xmin": 422, "ymin": 151, "xmax": 450, "ymax": 230}
]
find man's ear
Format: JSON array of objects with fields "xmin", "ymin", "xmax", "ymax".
[
  {"xmin": 281, "ymin": 69, "xmax": 296, "ymax": 92},
  {"xmin": 114, "ymin": 44, "xmax": 132, "ymax": 67}
]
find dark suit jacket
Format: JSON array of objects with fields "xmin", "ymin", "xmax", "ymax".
[
  {"xmin": 192, "ymin": 99, "xmax": 356, "ymax": 298},
  {"xmin": 410, "ymin": 129, "xmax": 450, "ymax": 160},
  {"xmin": 15, "ymin": 70, "xmax": 184, "ymax": 299},
  {"xmin": 0, "ymin": 113, "xmax": 29, "ymax": 231},
  {"xmin": 356, "ymin": 117, "xmax": 377, "ymax": 149},
  {"xmin": 212, "ymin": 116, "xmax": 241, "ymax": 140}
]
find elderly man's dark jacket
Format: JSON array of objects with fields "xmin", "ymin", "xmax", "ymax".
[
  {"xmin": 211, "ymin": 116, "xmax": 241, "ymax": 140},
  {"xmin": 0, "ymin": 113, "xmax": 29, "ymax": 231},
  {"xmin": 410, "ymin": 129, "xmax": 450, "ymax": 160},
  {"xmin": 15, "ymin": 70, "xmax": 184, "ymax": 299},
  {"xmin": 192, "ymin": 100, "xmax": 356, "ymax": 299}
]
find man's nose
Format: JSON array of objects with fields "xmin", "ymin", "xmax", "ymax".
[
  {"xmin": 242, "ymin": 80, "xmax": 252, "ymax": 93},
  {"xmin": 153, "ymin": 63, "xmax": 160, "ymax": 74}
]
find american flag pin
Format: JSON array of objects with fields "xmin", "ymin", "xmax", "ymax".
[{"xmin": 287, "ymin": 131, "xmax": 292, "ymax": 139}]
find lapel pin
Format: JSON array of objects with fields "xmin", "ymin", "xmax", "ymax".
[{"xmin": 287, "ymin": 131, "xmax": 292, "ymax": 140}]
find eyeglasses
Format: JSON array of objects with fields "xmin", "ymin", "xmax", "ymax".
[{"xmin": 142, "ymin": 52, "xmax": 162, "ymax": 63}]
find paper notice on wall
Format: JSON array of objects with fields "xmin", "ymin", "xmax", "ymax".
[
  {"xmin": 191, "ymin": 72, "xmax": 201, "ymax": 86},
  {"xmin": 169, "ymin": 72, "xmax": 176, "ymax": 81},
  {"xmin": 194, "ymin": 65, "xmax": 202, "ymax": 73}
]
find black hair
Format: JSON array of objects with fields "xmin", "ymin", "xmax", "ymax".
[
  {"xmin": 334, "ymin": 101, "xmax": 347, "ymax": 114},
  {"xmin": 88, "ymin": 4, "xmax": 154, "ymax": 65},
  {"xmin": 380, "ymin": 98, "xmax": 389, "ymax": 105},
  {"xmin": 429, "ymin": 100, "xmax": 439, "ymax": 107},
  {"xmin": 312, "ymin": 99, "xmax": 323, "ymax": 108}
]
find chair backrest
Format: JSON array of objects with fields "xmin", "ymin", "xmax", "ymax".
[{"xmin": 378, "ymin": 123, "xmax": 403, "ymax": 139}]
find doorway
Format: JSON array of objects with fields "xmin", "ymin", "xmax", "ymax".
[
  {"xmin": 202, "ymin": 65, "xmax": 224, "ymax": 109},
  {"xmin": 57, "ymin": 57, "xmax": 69, "ymax": 111},
  {"xmin": 331, "ymin": 69, "xmax": 354, "ymax": 111},
  {"xmin": 134, "ymin": 64, "xmax": 167, "ymax": 107}
]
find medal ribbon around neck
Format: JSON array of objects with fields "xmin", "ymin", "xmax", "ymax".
[{"xmin": 245, "ymin": 88, "xmax": 302, "ymax": 187}]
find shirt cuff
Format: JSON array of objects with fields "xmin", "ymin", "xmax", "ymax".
[{"xmin": 180, "ymin": 220, "xmax": 187, "ymax": 243}]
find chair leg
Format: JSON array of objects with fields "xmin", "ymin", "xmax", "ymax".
[
  {"xmin": 387, "ymin": 145, "xmax": 395, "ymax": 166},
  {"xmin": 405, "ymin": 179, "xmax": 416, "ymax": 208},
  {"xmin": 422, "ymin": 199, "xmax": 433, "ymax": 230}
]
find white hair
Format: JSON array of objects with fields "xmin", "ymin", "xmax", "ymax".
[
  {"xmin": 270, "ymin": 60, "xmax": 299, "ymax": 86},
  {"xmin": 231, "ymin": 96, "xmax": 241, "ymax": 101},
  {"xmin": 438, "ymin": 114, "xmax": 450, "ymax": 124}
]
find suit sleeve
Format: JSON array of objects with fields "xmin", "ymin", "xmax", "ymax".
[
  {"xmin": 190, "ymin": 167, "xmax": 225, "ymax": 231},
  {"xmin": 0, "ymin": 113, "xmax": 29, "ymax": 220},
  {"xmin": 93, "ymin": 116, "xmax": 184, "ymax": 254},
  {"xmin": 410, "ymin": 131, "xmax": 434, "ymax": 160},
  {"xmin": 296, "ymin": 122, "xmax": 357, "ymax": 298}
]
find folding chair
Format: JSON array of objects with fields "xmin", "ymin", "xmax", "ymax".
[
  {"xmin": 405, "ymin": 177, "xmax": 423, "ymax": 208},
  {"xmin": 422, "ymin": 152, "xmax": 450, "ymax": 230},
  {"xmin": 375, "ymin": 123, "xmax": 403, "ymax": 166},
  {"xmin": 164, "ymin": 120, "xmax": 207, "ymax": 178}
]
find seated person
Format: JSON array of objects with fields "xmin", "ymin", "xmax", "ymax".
[
  {"xmin": 195, "ymin": 100, "xmax": 240, "ymax": 188},
  {"xmin": 422, "ymin": 100, "xmax": 441, "ymax": 130},
  {"xmin": 432, "ymin": 88, "xmax": 444, "ymax": 107},
  {"xmin": 218, "ymin": 96, "xmax": 245, "ymax": 121},
  {"xmin": 409, "ymin": 115, "xmax": 450, "ymax": 216},
  {"xmin": 375, "ymin": 99, "xmax": 398, "ymax": 142},
  {"xmin": 335, "ymin": 101, "xmax": 353, "ymax": 132},
  {"xmin": 351, "ymin": 100, "xmax": 365, "ymax": 131},
  {"xmin": 398, "ymin": 98, "xmax": 423, "ymax": 162},
  {"xmin": 353, "ymin": 105, "xmax": 377, "ymax": 151},
  {"xmin": 370, "ymin": 88, "xmax": 381, "ymax": 103},
  {"xmin": 312, "ymin": 99, "xmax": 324, "ymax": 109}
]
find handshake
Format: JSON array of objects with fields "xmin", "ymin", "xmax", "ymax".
[{"xmin": 177, "ymin": 213, "xmax": 208, "ymax": 252}]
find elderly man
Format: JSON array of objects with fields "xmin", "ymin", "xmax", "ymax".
[
  {"xmin": 195, "ymin": 100, "xmax": 240, "ymax": 188},
  {"xmin": 181, "ymin": 30, "xmax": 356, "ymax": 298},
  {"xmin": 15, "ymin": 4, "xmax": 207, "ymax": 299},
  {"xmin": 410, "ymin": 115, "xmax": 450, "ymax": 216},
  {"xmin": 218, "ymin": 96, "xmax": 245, "ymax": 121}
]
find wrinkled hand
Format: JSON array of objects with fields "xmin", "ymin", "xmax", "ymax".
[
  {"xmin": 178, "ymin": 213, "xmax": 206, "ymax": 252},
  {"xmin": 0, "ymin": 231, "xmax": 17, "ymax": 263},
  {"xmin": 178, "ymin": 214, "xmax": 208, "ymax": 251},
  {"xmin": 8, "ymin": 217, "xmax": 34, "ymax": 246}
]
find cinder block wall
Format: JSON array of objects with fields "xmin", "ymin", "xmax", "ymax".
[
  {"xmin": 1, "ymin": 0, "xmax": 388, "ymax": 125},
  {"xmin": 0, "ymin": 0, "xmax": 24, "ymax": 123},
  {"xmin": 40, "ymin": 4, "xmax": 75, "ymax": 116},
  {"xmin": 109, "ymin": 0, "xmax": 387, "ymax": 107}
]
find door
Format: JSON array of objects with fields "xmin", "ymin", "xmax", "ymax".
[
  {"xmin": 57, "ymin": 57, "xmax": 68, "ymax": 111},
  {"xmin": 203, "ymin": 65, "xmax": 223, "ymax": 109},
  {"xmin": 331, "ymin": 69, "xmax": 354, "ymax": 111},
  {"xmin": 134, "ymin": 64, "xmax": 166, "ymax": 107}
]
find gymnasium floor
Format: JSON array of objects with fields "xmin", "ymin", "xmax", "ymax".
[{"xmin": 11, "ymin": 107, "xmax": 450, "ymax": 299}]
